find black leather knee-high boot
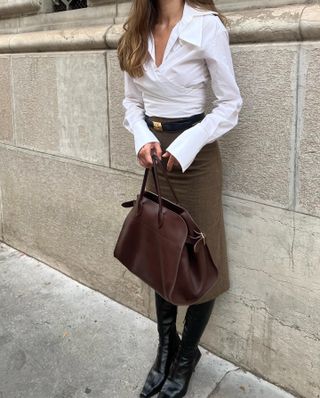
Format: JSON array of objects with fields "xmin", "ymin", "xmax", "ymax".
[
  {"xmin": 140, "ymin": 292, "xmax": 180, "ymax": 397},
  {"xmin": 158, "ymin": 299, "xmax": 215, "ymax": 398}
]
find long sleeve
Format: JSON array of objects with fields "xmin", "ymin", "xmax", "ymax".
[
  {"xmin": 122, "ymin": 71, "xmax": 160, "ymax": 155},
  {"xmin": 165, "ymin": 17, "xmax": 243, "ymax": 173}
]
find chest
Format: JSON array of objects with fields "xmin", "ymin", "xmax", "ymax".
[
  {"xmin": 151, "ymin": 25, "xmax": 173, "ymax": 68},
  {"xmin": 140, "ymin": 30, "xmax": 209, "ymax": 91}
]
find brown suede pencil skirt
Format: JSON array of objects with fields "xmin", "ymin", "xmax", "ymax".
[{"xmin": 145, "ymin": 115, "xmax": 230, "ymax": 305}]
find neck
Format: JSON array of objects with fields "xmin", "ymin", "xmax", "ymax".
[{"xmin": 155, "ymin": 0, "xmax": 185, "ymax": 26}]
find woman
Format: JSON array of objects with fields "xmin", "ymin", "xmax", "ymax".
[{"xmin": 117, "ymin": 0, "xmax": 242, "ymax": 396}]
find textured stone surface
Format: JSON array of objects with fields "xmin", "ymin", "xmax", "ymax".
[
  {"xmin": 115, "ymin": 0, "xmax": 132, "ymax": 19},
  {"xmin": 228, "ymin": 5, "xmax": 302, "ymax": 44},
  {"xmin": 300, "ymin": 5, "xmax": 320, "ymax": 41},
  {"xmin": 0, "ymin": 242, "xmax": 295, "ymax": 398},
  {"xmin": 104, "ymin": 6, "xmax": 320, "ymax": 48},
  {"xmin": 106, "ymin": 21, "xmax": 126, "ymax": 48},
  {"xmin": 0, "ymin": 5, "xmax": 115, "ymax": 36},
  {"xmin": 296, "ymin": 43, "xmax": 320, "ymax": 217},
  {"xmin": 1, "ymin": 4, "xmax": 320, "ymax": 49},
  {"xmin": 87, "ymin": 0, "xmax": 116, "ymax": 6},
  {"xmin": 218, "ymin": 43, "xmax": 298, "ymax": 208},
  {"xmin": 201, "ymin": 196, "xmax": 320, "ymax": 398},
  {"xmin": 0, "ymin": 0, "xmax": 41, "ymax": 18},
  {"xmin": 107, "ymin": 50, "xmax": 143, "ymax": 175},
  {"xmin": 0, "ymin": 144, "xmax": 148, "ymax": 315},
  {"xmin": 11, "ymin": 52, "xmax": 109, "ymax": 166},
  {"xmin": 0, "ymin": 56, "xmax": 13, "ymax": 144},
  {"xmin": 3, "ymin": 26, "xmax": 109, "ymax": 51},
  {"xmin": 208, "ymin": 368, "xmax": 296, "ymax": 398},
  {"xmin": 216, "ymin": 0, "xmax": 306, "ymax": 12},
  {"xmin": 0, "ymin": 184, "xmax": 3, "ymax": 241}
]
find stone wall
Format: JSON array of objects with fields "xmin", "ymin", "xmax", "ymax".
[{"xmin": 0, "ymin": 2, "xmax": 319, "ymax": 397}]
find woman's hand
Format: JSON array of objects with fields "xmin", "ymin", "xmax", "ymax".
[
  {"xmin": 137, "ymin": 142, "xmax": 162, "ymax": 168},
  {"xmin": 162, "ymin": 151, "xmax": 180, "ymax": 172}
]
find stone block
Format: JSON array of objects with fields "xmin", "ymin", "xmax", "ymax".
[
  {"xmin": 0, "ymin": 26, "xmax": 109, "ymax": 53},
  {"xmin": 228, "ymin": 5, "xmax": 302, "ymax": 44},
  {"xmin": 0, "ymin": 184, "xmax": 3, "ymax": 241},
  {"xmin": 300, "ymin": 5, "xmax": 320, "ymax": 41},
  {"xmin": 116, "ymin": 1, "xmax": 132, "ymax": 19},
  {"xmin": 215, "ymin": 0, "xmax": 307, "ymax": 12},
  {"xmin": 202, "ymin": 196, "xmax": 320, "ymax": 398},
  {"xmin": 0, "ymin": 144, "xmax": 149, "ymax": 315},
  {"xmin": 296, "ymin": 43, "xmax": 320, "ymax": 217},
  {"xmin": 107, "ymin": 50, "xmax": 143, "ymax": 175},
  {"xmin": 11, "ymin": 52, "xmax": 109, "ymax": 166},
  {"xmin": 0, "ymin": 0, "xmax": 41, "ymax": 18},
  {"xmin": 0, "ymin": 17, "xmax": 19, "ymax": 35},
  {"xmin": 218, "ymin": 43, "xmax": 298, "ymax": 208},
  {"xmin": 87, "ymin": 0, "xmax": 115, "ymax": 6},
  {"xmin": 0, "ymin": 56, "xmax": 14, "ymax": 143}
]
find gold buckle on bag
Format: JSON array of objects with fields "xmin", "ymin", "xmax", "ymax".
[
  {"xmin": 152, "ymin": 121, "xmax": 163, "ymax": 131},
  {"xmin": 200, "ymin": 232, "xmax": 206, "ymax": 245}
]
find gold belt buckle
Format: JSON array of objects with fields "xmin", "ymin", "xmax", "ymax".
[{"xmin": 152, "ymin": 121, "xmax": 163, "ymax": 131}]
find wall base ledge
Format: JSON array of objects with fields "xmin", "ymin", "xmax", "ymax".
[{"xmin": 0, "ymin": 4, "xmax": 319, "ymax": 53}]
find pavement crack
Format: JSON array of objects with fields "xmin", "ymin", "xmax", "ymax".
[{"xmin": 207, "ymin": 367, "xmax": 240, "ymax": 397}]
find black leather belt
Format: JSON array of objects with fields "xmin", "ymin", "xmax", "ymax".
[{"xmin": 144, "ymin": 112, "xmax": 205, "ymax": 132}]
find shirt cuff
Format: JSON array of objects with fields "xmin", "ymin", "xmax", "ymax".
[
  {"xmin": 129, "ymin": 119, "xmax": 161, "ymax": 155},
  {"xmin": 165, "ymin": 123, "xmax": 210, "ymax": 173}
]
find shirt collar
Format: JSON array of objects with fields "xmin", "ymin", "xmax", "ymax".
[
  {"xmin": 147, "ymin": 1, "xmax": 218, "ymax": 59},
  {"xmin": 178, "ymin": 2, "xmax": 218, "ymax": 47}
]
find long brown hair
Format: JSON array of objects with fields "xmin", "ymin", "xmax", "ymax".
[{"xmin": 117, "ymin": 0, "xmax": 227, "ymax": 78}]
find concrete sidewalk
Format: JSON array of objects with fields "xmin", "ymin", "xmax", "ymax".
[{"xmin": 0, "ymin": 242, "xmax": 297, "ymax": 398}]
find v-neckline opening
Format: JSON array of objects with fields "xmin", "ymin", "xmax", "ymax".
[{"xmin": 150, "ymin": 20, "xmax": 182, "ymax": 71}]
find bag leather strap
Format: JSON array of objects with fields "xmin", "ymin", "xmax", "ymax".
[
  {"xmin": 136, "ymin": 149, "xmax": 181, "ymax": 227},
  {"xmin": 137, "ymin": 155, "xmax": 164, "ymax": 227},
  {"xmin": 150, "ymin": 149, "xmax": 180, "ymax": 205}
]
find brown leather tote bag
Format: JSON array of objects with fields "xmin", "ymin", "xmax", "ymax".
[{"xmin": 113, "ymin": 152, "xmax": 219, "ymax": 305}]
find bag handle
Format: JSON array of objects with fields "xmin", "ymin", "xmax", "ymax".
[
  {"xmin": 137, "ymin": 156, "xmax": 164, "ymax": 228},
  {"xmin": 136, "ymin": 150, "xmax": 181, "ymax": 227},
  {"xmin": 150, "ymin": 149, "xmax": 180, "ymax": 205}
]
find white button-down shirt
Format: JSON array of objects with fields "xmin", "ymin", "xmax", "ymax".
[{"xmin": 122, "ymin": 1, "xmax": 243, "ymax": 173}]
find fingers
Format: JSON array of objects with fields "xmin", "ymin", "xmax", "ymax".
[
  {"xmin": 154, "ymin": 142, "xmax": 162, "ymax": 159},
  {"xmin": 162, "ymin": 151, "xmax": 178, "ymax": 172},
  {"xmin": 137, "ymin": 142, "xmax": 163, "ymax": 168},
  {"xmin": 138, "ymin": 157, "xmax": 146, "ymax": 168},
  {"xmin": 145, "ymin": 149, "xmax": 153, "ymax": 167},
  {"xmin": 137, "ymin": 144, "xmax": 180, "ymax": 172},
  {"xmin": 167, "ymin": 155, "xmax": 175, "ymax": 172},
  {"xmin": 137, "ymin": 145, "xmax": 150, "ymax": 168}
]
